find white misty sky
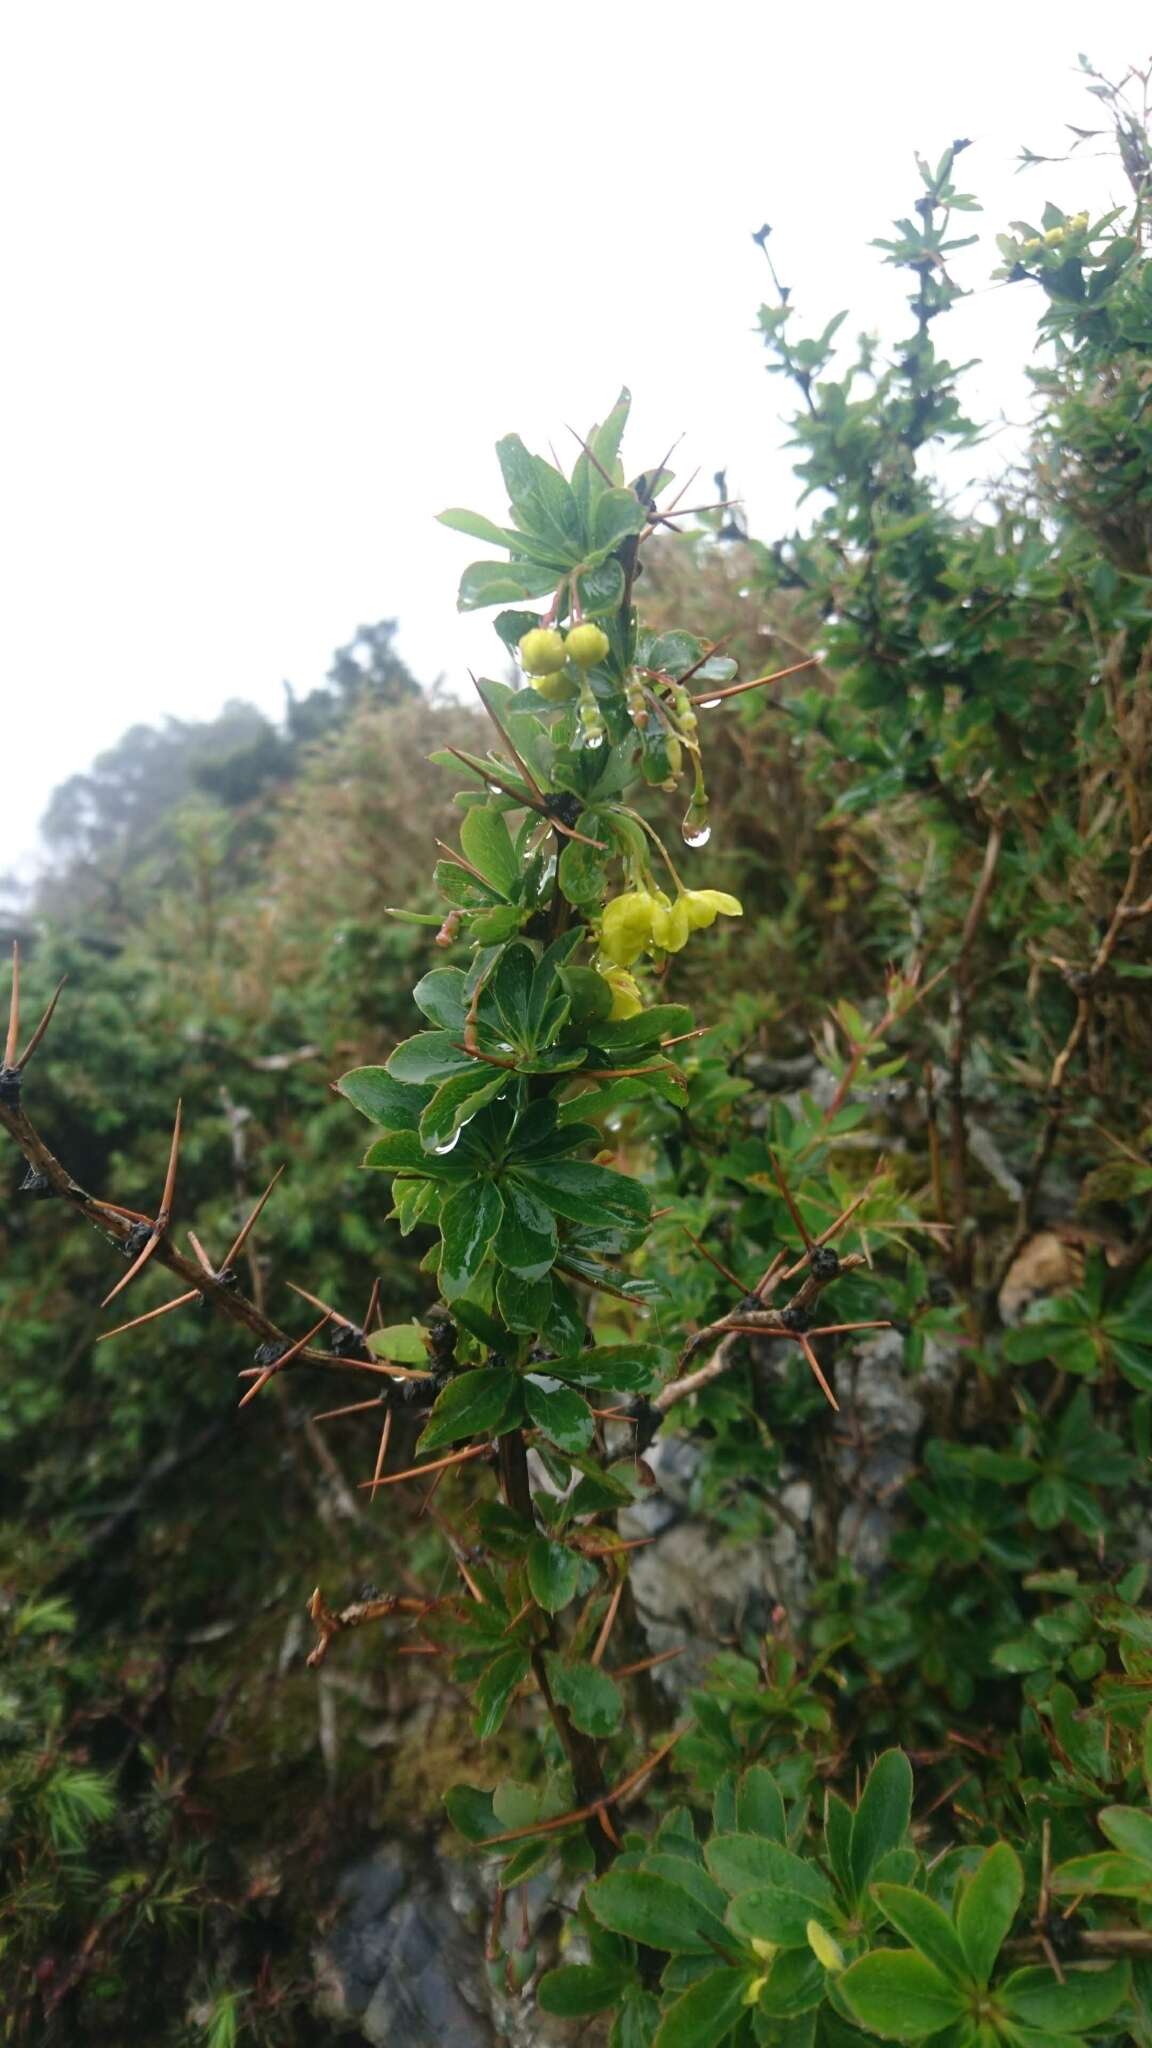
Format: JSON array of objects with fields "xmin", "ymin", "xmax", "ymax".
[{"xmin": 2, "ymin": 4, "xmax": 1147, "ymax": 880}]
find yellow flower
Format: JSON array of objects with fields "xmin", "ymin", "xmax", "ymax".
[
  {"xmin": 599, "ymin": 891, "xmax": 657, "ymax": 967},
  {"xmin": 682, "ymin": 888, "xmax": 743, "ymax": 932},
  {"xmin": 518, "ymin": 627, "xmax": 567, "ymax": 676},
  {"xmin": 650, "ymin": 891, "xmax": 691, "ymax": 952},
  {"xmin": 601, "ymin": 968, "xmax": 643, "ymax": 1019}
]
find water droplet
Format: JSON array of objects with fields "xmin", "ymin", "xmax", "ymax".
[
  {"xmin": 433, "ymin": 1129, "xmax": 462, "ymax": 1155},
  {"xmin": 582, "ymin": 729, "xmax": 605, "ymax": 750},
  {"xmin": 488, "ymin": 781, "xmax": 503, "ymax": 795},
  {"xmin": 681, "ymin": 802, "xmax": 712, "ymax": 850},
  {"xmin": 698, "ymin": 696, "xmax": 722, "ymax": 710}
]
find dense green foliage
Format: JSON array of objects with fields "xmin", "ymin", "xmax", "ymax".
[{"xmin": 3, "ymin": 55, "xmax": 1152, "ymax": 2048}]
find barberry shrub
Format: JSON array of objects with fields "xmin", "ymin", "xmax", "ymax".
[{"xmin": 3, "ymin": 55, "xmax": 1152, "ymax": 2048}]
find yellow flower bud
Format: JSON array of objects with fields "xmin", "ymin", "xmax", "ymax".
[
  {"xmin": 531, "ymin": 666, "xmax": 580, "ymax": 702},
  {"xmin": 806, "ymin": 1920, "xmax": 845, "ymax": 1972},
  {"xmin": 749, "ymin": 1938, "xmax": 777, "ymax": 1963},
  {"xmin": 518, "ymin": 627, "xmax": 567, "ymax": 677},
  {"xmin": 566, "ymin": 622, "xmax": 611, "ymax": 669},
  {"xmin": 601, "ymin": 968, "xmax": 643, "ymax": 1019},
  {"xmin": 1044, "ymin": 226, "xmax": 1065, "ymax": 246},
  {"xmin": 599, "ymin": 891, "xmax": 657, "ymax": 967},
  {"xmin": 742, "ymin": 1974, "xmax": 769, "ymax": 2006}
]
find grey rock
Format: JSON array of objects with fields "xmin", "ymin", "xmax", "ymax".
[{"xmin": 314, "ymin": 1844, "xmax": 493, "ymax": 2047}]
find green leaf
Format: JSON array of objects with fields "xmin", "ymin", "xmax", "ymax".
[
  {"xmin": 495, "ymin": 1267, "xmax": 552, "ymax": 1333},
  {"xmin": 387, "ymin": 1030, "xmax": 474, "ymax": 1085},
  {"xmin": 459, "ymin": 807, "xmax": 521, "ymax": 898},
  {"xmin": 417, "ymin": 1365, "xmax": 519, "ymax": 1453},
  {"xmin": 493, "ymin": 1178, "xmax": 559, "ymax": 1279},
  {"xmin": 1051, "ymin": 1850, "xmax": 1152, "ymax": 1897},
  {"xmin": 576, "ymin": 557, "xmax": 626, "ymax": 617},
  {"xmin": 444, "ymin": 1782, "xmax": 499, "ymax": 1842},
  {"xmin": 871, "ymin": 1885, "xmax": 968, "ymax": 1982},
  {"xmin": 837, "ymin": 1950, "xmax": 967, "ymax": 2041},
  {"xmin": 362, "ymin": 1130, "xmax": 468, "ymax": 1178},
  {"xmin": 705, "ymin": 1837, "xmax": 835, "ymax": 1914},
  {"xmin": 543, "ymin": 1655, "xmax": 624, "ymax": 1738},
  {"xmin": 849, "ymin": 1750, "xmax": 913, "ymax": 1896},
  {"xmin": 1097, "ymin": 1805, "xmax": 1152, "ymax": 1864},
  {"xmin": 337, "ymin": 1066, "xmax": 432, "ymax": 1130},
  {"xmin": 412, "ymin": 968, "xmax": 469, "ymax": 1030},
  {"xmin": 527, "ymin": 1536, "xmax": 580, "ymax": 1614},
  {"xmin": 473, "ymin": 1647, "xmax": 529, "ymax": 1739},
  {"xmin": 437, "ymin": 506, "xmax": 524, "ymax": 550},
  {"xmin": 366, "ymin": 1323, "xmax": 429, "ymax": 1365},
  {"xmin": 999, "ymin": 1961, "xmax": 1130, "ymax": 2031},
  {"xmin": 726, "ymin": 1886, "xmax": 824, "ymax": 1950},
  {"xmin": 458, "ymin": 559, "xmax": 559, "ymax": 610},
  {"xmin": 559, "ymin": 831, "xmax": 610, "ymax": 909},
  {"xmin": 524, "ymin": 1378, "xmax": 594, "ymax": 1455},
  {"xmin": 543, "ymin": 1346, "xmax": 662, "ymax": 1393},
  {"xmin": 519, "ymin": 1160, "xmax": 650, "ymax": 1237},
  {"xmin": 736, "ymin": 1766, "xmax": 786, "ymax": 1843},
  {"xmin": 420, "ymin": 1067, "xmax": 508, "ymax": 1155},
  {"xmin": 438, "ymin": 1180, "xmax": 504, "ymax": 1300},
  {"xmin": 586, "ymin": 1868, "xmax": 728, "ymax": 1953},
  {"xmin": 537, "ymin": 1964, "xmax": 634, "ymax": 2017},
  {"xmin": 592, "ymin": 487, "xmax": 647, "ymax": 555},
  {"xmin": 653, "ymin": 1967, "xmax": 752, "ymax": 2048},
  {"xmin": 490, "ymin": 941, "xmax": 537, "ymax": 1039},
  {"xmin": 955, "ymin": 1843, "xmax": 1022, "ymax": 1985}
]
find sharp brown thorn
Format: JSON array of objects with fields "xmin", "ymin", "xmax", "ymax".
[
  {"xmin": 443, "ymin": 747, "xmax": 535, "ymax": 809},
  {"xmin": 17, "ymin": 975, "xmax": 68, "ymax": 1069},
  {"xmin": 798, "ymin": 1333, "xmax": 840, "ymax": 1411},
  {"xmin": 679, "ymin": 1222, "xmax": 748, "ymax": 1295},
  {"xmin": 238, "ymin": 1315, "xmax": 330, "ymax": 1410},
  {"xmin": 95, "ymin": 1290, "xmax": 201, "ymax": 1342},
  {"xmin": 609, "ymin": 1647, "xmax": 685, "ymax": 1680},
  {"xmin": 187, "ymin": 1231, "xmax": 216, "ymax": 1277},
  {"xmin": 591, "ymin": 1576, "xmax": 626, "ymax": 1667},
  {"xmin": 596, "ymin": 1804, "xmax": 623, "ymax": 1849},
  {"xmin": 691, "ymin": 655, "xmax": 818, "ymax": 705},
  {"xmin": 565, "ymin": 424, "xmax": 615, "ymax": 487},
  {"xmin": 768, "ymin": 1148, "xmax": 814, "ymax": 1248},
  {"xmin": 312, "ymin": 1396, "xmax": 386, "ymax": 1422},
  {"xmin": 368, "ymin": 1408, "xmax": 394, "ymax": 1496},
  {"xmin": 363, "ymin": 1275, "xmax": 382, "ymax": 1332},
  {"xmin": 286, "ymin": 1279, "xmax": 357, "ymax": 1329},
  {"xmin": 5, "ymin": 942, "xmax": 20, "ymax": 1068},
  {"xmin": 100, "ymin": 1230, "xmax": 162, "ymax": 1309},
  {"xmin": 549, "ymin": 816, "xmax": 608, "ymax": 850},
  {"xmin": 158, "ymin": 1100, "xmax": 183, "ymax": 1222},
  {"xmin": 224, "ymin": 1164, "xmax": 286, "ymax": 1264},
  {"xmin": 92, "ymin": 1199, "xmax": 153, "ymax": 1223},
  {"xmin": 468, "ymin": 673, "xmax": 547, "ymax": 798},
  {"xmin": 358, "ymin": 1441, "xmax": 490, "ymax": 1488},
  {"xmin": 435, "ymin": 838, "xmax": 500, "ymax": 888}
]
